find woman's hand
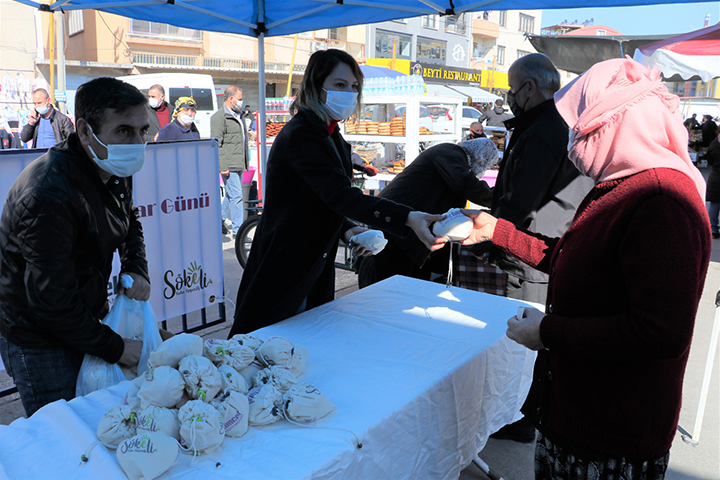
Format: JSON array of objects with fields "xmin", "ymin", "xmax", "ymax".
[
  {"xmin": 506, "ymin": 307, "xmax": 545, "ymax": 351},
  {"xmin": 344, "ymin": 226, "xmax": 372, "ymax": 257},
  {"xmin": 406, "ymin": 211, "xmax": 447, "ymax": 251},
  {"xmin": 460, "ymin": 210, "xmax": 498, "ymax": 245}
]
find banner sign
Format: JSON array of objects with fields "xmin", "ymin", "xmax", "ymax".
[
  {"xmin": 0, "ymin": 140, "xmax": 224, "ymax": 371},
  {"xmin": 412, "ymin": 62, "xmax": 483, "ymax": 86}
]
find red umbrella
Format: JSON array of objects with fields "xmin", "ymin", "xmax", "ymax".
[{"xmin": 633, "ymin": 23, "xmax": 720, "ymax": 82}]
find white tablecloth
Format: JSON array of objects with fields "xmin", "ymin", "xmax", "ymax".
[{"xmin": 0, "ymin": 276, "xmax": 536, "ymax": 480}]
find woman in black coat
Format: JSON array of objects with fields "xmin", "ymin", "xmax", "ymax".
[
  {"xmin": 229, "ymin": 49, "xmax": 446, "ymax": 335},
  {"xmin": 705, "ymin": 135, "xmax": 720, "ymax": 238}
]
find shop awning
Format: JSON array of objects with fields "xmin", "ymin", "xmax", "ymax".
[
  {"xmin": 425, "ymin": 83, "xmax": 466, "ymax": 98},
  {"xmin": 445, "ymin": 85, "xmax": 501, "ymax": 103}
]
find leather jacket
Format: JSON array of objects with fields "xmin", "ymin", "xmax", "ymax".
[{"xmin": 0, "ymin": 133, "xmax": 149, "ymax": 363}]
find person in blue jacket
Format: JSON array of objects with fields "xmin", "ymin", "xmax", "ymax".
[{"xmin": 156, "ymin": 97, "xmax": 201, "ymax": 141}]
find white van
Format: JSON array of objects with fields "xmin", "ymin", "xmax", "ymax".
[{"xmin": 117, "ymin": 73, "xmax": 218, "ymax": 139}]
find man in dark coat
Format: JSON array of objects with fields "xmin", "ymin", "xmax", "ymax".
[
  {"xmin": 359, "ymin": 139, "xmax": 497, "ymax": 287},
  {"xmin": 21, "ymin": 88, "xmax": 74, "ymax": 148},
  {"xmin": 477, "ymin": 99, "xmax": 511, "ymax": 127},
  {"xmin": 701, "ymin": 115, "xmax": 718, "ymax": 148},
  {"xmin": 146, "ymin": 84, "xmax": 171, "ymax": 141},
  {"xmin": 704, "ymin": 135, "xmax": 720, "ymax": 238},
  {"xmin": 0, "ymin": 77, "xmax": 151, "ymax": 416},
  {"xmin": 485, "ymin": 53, "xmax": 594, "ymax": 443}
]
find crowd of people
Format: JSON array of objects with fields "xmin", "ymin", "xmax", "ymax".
[{"xmin": 0, "ymin": 49, "xmax": 714, "ymax": 480}]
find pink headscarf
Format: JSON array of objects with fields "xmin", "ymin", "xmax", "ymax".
[{"xmin": 555, "ymin": 57, "xmax": 706, "ymax": 200}]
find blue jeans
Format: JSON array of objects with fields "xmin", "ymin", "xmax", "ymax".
[
  {"xmin": 708, "ymin": 202, "xmax": 720, "ymax": 235},
  {"xmin": 221, "ymin": 172, "xmax": 244, "ymax": 235},
  {"xmin": 0, "ymin": 335, "xmax": 85, "ymax": 416}
]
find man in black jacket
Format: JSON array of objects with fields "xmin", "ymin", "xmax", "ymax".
[
  {"xmin": 20, "ymin": 88, "xmax": 75, "ymax": 148},
  {"xmin": 484, "ymin": 53, "xmax": 593, "ymax": 443},
  {"xmin": 359, "ymin": 139, "xmax": 497, "ymax": 287},
  {"xmin": 0, "ymin": 77, "xmax": 151, "ymax": 416}
]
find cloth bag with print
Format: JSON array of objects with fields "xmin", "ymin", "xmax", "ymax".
[
  {"xmin": 178, "ymin": 400, "xmax": 225, "ymax": 454},
  {"xmin": 247, "ymin": 384, "xmax": 284, "ymax": 426},
  {"xmin": 97, "ymin": 405, "xmax": 137, "ymax": 447},
  {"xmin": 253, "ymin": 365, "xmax": 298, "ymax": 393},
  {"xmin": 136, "ymin": 405, "xmax": 181, "ymax": 441},
  {"xmin": 148, "ymin": 333, "xmax": 203, "ymax": 369},
  {"xmin": 283, "ymin": 383, "xmax": 336, "ymax": 424},
  {"xmin": 212, "ymin": 390, "xmax": 249, "ymax": 438},
  {"xmin": 288, "ymin": 347, "xmax": 309, "ymax": 377},
  {"xmin": 217, "ymin": 365, "xmax": 249, "ymax": 394},
  {"xmin": 121, "ymin": 375, "xmax": 146, "ymax": 411},
  {"xmin": 178, "ymin": 355, "xmax": 222, "ymax": 402},
  {"xmin": 204, "ymin": 339, "xmax": 255, "ymax": 370},
  {"xmin": 257, "ymin": 337, "xmax": 294, "ymax": 367},
  {"xmin": 137, "ymin": 366, "xmax": 185, "ymax": 409},
  {"xmin": 237, "ymin": 359, "xmax": 266, "ymax": 387},
  {"xmin": 116, "ymin": 432, "xmax": 179, "ymax": 480},
  {"xmin": 230, "ymin": 334, "xmax": 264, "ymax": 352}
]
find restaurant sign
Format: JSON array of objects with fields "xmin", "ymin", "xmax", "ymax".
[{"xmin": 412, "ymin": 62, "xmax": 482, "ymax": 86}]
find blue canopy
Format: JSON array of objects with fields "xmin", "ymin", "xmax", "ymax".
[
  {"xmin": 13, "ymin": 0, "xmax": 718, "ymax": 38},
  {"xmin": 360, "ymin": 65, "xmax": 408, "ymax": 79}
]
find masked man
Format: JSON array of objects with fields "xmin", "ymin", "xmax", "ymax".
[
  {"xmin": 21, "ymin": 88, "xmax": 74, "ymax": 148},
  {"xmin": 146, "ymin": 84, "xmax": 172, "ymax": 141},
  {"xmin": 0, "ymin": 77, "xmax": 151, "ymax": 416}
]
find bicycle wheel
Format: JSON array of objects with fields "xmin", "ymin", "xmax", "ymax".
[{"xmin": 234, "ymin": 216, "xmax": 259, "ymax": 269}]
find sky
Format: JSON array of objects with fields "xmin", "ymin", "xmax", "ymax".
[{"xmin": 541, "ymin": 2, "xmax": 720, "ymax": 35}]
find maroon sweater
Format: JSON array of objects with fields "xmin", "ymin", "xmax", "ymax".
[{"xmin": 494, "ymin": 168, "xmax": 711, "ymax": 459}]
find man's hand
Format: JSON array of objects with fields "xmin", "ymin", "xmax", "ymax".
[
  {"xmin": 28, "ymin": 110, "xmax": 39, "ymax": 126},
  {"xmin": 406, "ymin": 211, "xmax": 448, "ymax": 251},
  {"xmin": 460, "ymin": 210, "xmax": 498, "ymax": 245},
  {"xmin": 119, "ymin": 338, "xmax": 142, "ymax": 367},
  {"xmin": 506, "ymin": 307, "xmax": 545, "ymax": 351},
  {"xmin": 344, "ymin": 226, "xmax": 372, "ymax": 257},
  {"xmin": 119, "ymin": 272, "xmax": 151, "ymax": 301},
  {"xmin": 220, "ymin": 170, "xmax": 230, "ymax": 176}
]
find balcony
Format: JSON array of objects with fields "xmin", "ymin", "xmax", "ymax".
[{"xmin": 472, "ymin": 19, "xmax": 500, "ymax": 39}]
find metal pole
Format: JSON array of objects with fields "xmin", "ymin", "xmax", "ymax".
[
  {"xmin": 55, "ymin": 10, "xmax": 67, "ymax": 113},
  {"xmin": 257, "ymin": 0, "xmax": 267, "ymax": 201},
  {"xmin": 48, "ymin": 7, "xmax": 55, "ymax": 104}
]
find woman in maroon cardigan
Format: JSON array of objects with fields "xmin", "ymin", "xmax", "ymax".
[{"xmin": 463, "ymin": 58, "xmax": 711, "ymax": 480}]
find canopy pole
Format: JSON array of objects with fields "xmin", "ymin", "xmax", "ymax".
[
  {"xmin": 257, "ymin": 0, "xmax": 267, "ymax": 201},
  {"xmin": 55, "ymin": 10, "xmax": 67, "ymax": 113}
]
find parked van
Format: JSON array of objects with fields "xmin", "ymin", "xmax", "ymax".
[{"xmin": 117, "ymin": 73, "xmax": 218, "ymax": 139}]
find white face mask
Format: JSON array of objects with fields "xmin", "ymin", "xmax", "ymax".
[
  {"xmin": 231, "ymin": 99, "xmax": 243, "ymax": 113},
  {"xmin": 178, "ymin": 113, "xmax": 195, "ymax": 126},
  {"xmin": 87, "ymin": 126, "xmax": 146, "ymax": 178},
  {"xmin": 148, "ymin": 98, "xmax": 160, "ymax": 109},
  {"xmin": 322, "ymin": 89, "xmax": 358, "ymax": 121},
  {"xmin": 36, "ymin": 102, "xmax": 50, "ymax": 116}
]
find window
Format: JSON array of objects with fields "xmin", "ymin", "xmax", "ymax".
[
  {"xmin": 416, "ymin": 36, "xmax": 446, "ymax": 64},
  {"xmin": 498, "ymin": 11, "xmax": 507, "ymax": 27},
  {"xmin": 328, "ymin": 28, "xmax": 339, "ymax": 40},
  {"xmin": 168, "ymin": 88, "xmax": 214, "ymax": 111},
  {"xmin": 519, "ymin": 13, "xmax": 535, "ymax": 33},
  {"xmin": 68, "ymin": 10, "xmax": 84, "ymax": 36},
  {"xmin": 444, "ymin": 13, "xmax": 467, "ymax": 35},
  {"xmin": 129, "ymin": 19, "xmax": 201, "ymax": 41},
  {"xmin": 497, "ymin": 45, "xmax": 505, "ymax": 65},
  {"xmin": 422, "ymin": 15, "xmax": 437, "ymax": 29},
  {"xmin": 517, "ymin": 49, "xmax": 531, "ymax": 59},
  {"xmin": 375, "ymin": 30, "xmax": 412, "ymax": 59},
  {"xmin": 596, "ymin": 29, "xmax": 607, "ymax": 36}
]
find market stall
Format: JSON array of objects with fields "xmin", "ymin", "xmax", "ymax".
[{"xmin": 0, "ymin": 276, "xmax": 536, "ymax": 480}]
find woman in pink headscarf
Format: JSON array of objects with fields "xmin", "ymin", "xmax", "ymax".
[{"xmin": 462, "ymin": 58, "xmax": 711, "ymax": 479}]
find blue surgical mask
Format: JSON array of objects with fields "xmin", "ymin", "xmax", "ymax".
[
  {"xmin": 87, "ymin": 127, "xmax": 146, "ymax": 178},
  {"xmin": 36, "ymin": 103, "xmax": 50, "ymax": 116},
  {"xmin": 322, "ymin": 89, "xmax": 358, "ymax": 121}
]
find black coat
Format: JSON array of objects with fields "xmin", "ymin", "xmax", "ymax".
[
  {"xmin": 705, "ymin": 138, "xmax": 720, "ymax": 202},
  {"xmin": 230, "ymin": 110, "xmax": 413, "ymax": 335},
  {"xmin": 491, "ymin": 99, "xmax": 594, "ymax": 283},
  {"xmin": 20, "ymin": 107, "xmax": 74, "ymax": 147},
  {"xmin": 0, "ymin": 134, "xmax": 149, "ymax": 363},
  {"xmin": 378, "ymin": 142, "xmax": 492, "ymax": 267},
  {"xmin": 702, "ymin": 120, "xmax": 718, "ymax": 147}
]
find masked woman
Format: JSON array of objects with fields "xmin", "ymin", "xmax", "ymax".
[
  {"xmin": 229, "ymin": 49, "xmax": 445, "ymax": 335},
  {"xmin": 462, "ymin": 58, "xmax": 711, "ymax": 479}
]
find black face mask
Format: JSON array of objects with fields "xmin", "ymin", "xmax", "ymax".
[
  {"xmin": 507, "ymin": 81, "xmax": 530, "ymax": 117},
  {"xmin": 470, "ymin": 131, "xmax": 484, "ymax": 138}
]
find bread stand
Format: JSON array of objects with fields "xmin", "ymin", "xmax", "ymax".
[{"xmin": 0, "ymin": 276, "xmax": 536, "ymax": 480}]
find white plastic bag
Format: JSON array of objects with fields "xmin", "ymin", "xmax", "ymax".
[
  {"xmin": 116, "ymin": 432, "xmax": 179, "ymax": 480},
  {"xmin": 76, "ymin": 285, "xmax": 162, "ymax": 396},
  {"xmin": 212, "ymin": 391, "xmax": 249, "ymax": 438},
  {"xmin": 136, "ymin": 405, "xmax": 181, "ymax": 441},
  {"xmin": 137, "ymin": 366, "xmax": 185, "ymax": 409},
  {"xmin": 97, "ymin": 405, "xmax": 137, "ymax": 447},
  {"xmin": 178, "ymin": 355, "xmax": 222, "ymax": 402},
  {"xmin": 178, "ymin": 400, "xmax": 225, "ymax": 454},
  {"xmin": 148, "ymin": 333, "xmax": 203, "ymax": 369},
  {"xmin": 283, "ymin": 383, "xmax": 336, "ymax": 424},
  {"xmin": 247, "ymin": 385, "xmax": 284, "ymax": 426}
]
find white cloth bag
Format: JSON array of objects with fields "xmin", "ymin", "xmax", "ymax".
[
  {"xmin": 148, "ymin": 333, "xmax": 203, "ymax": 369},
  {"xmin": 217, "ymin": 365, "xmax": 249, "ymax": 394},
  {"xmin": 137, "ymin": 366, "xmax": 185, "ymax": 409},
  {"xmin": 253, "ymin": 366, "xmax": 298, "ymax": 393},
  {"xmin": 247, "ymin": 385, "xmax": 284, "ymax": 426},
  {"xmin": 212, "ymin": 391, "xmax": 249, "ymax": 438},
  {"xmin": 116, "ymin": 432, "xmax": 179, "ymax": 480},
  {"xmin": 178, "ymin": 400, "xmax": 225, "ymax": 454},
  {"xmin": 178, "ymin": 355, "xmax": 222, "ymax": 402},
  {"xmin": 136, "ymin": 405, "xmax": 181, "ymax": 441},
  {"xmin": 97, "ymin": 405, "xmax": 137, "ymax": 447},
  {"xmin": 257, "ymin": 337, "xmax": 294, "ymax": 367},
  {"xmin": 283, "ymin": 383, "xmax": 336, "ymax": 424}
]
